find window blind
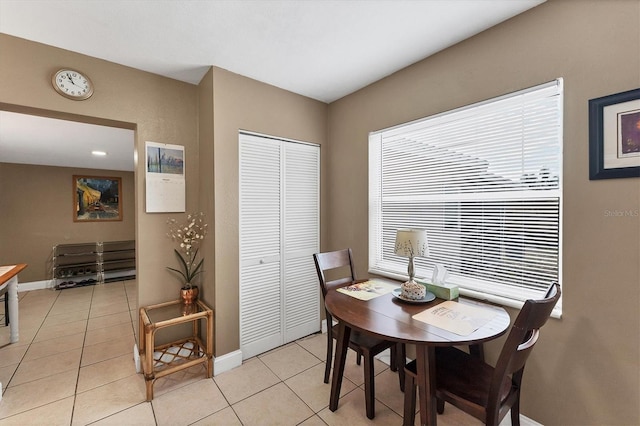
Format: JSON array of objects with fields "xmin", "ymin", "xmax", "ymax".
[{"xmin": 369, "ymin": 79, "xmax": 563, "ymax": 313}]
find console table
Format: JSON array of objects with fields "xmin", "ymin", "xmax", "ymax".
[
  {"xmin": 138, "ymin": 299, "xmax": 214, "ymax": 401},
  {"xmin": 0, "ymin": 264, "xmax": 27, "ymax": 343}
]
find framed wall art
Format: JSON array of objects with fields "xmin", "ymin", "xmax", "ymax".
[
  {"xmin": 144, "ymin": 141, "xmax": 186, "ymax": 213},
  {"xmin": 589, "ymin": 88, "xmax": 640, "ymax": 180},
  {"xmin": 73, "ymin": 175, "xmax": 122, "ymax": 222}
]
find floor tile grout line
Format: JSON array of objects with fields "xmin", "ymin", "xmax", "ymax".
[
  {"xmin": 0, "ymin": 289, "xmax": 80, "ymax": 421},
  {"xmin": 1, "ymin": 288, "xmax": 62, "ymax": 395}
]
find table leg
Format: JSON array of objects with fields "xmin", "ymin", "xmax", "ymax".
[
  {"xmin": 416, "ymin": 345, "xmax": 437, "ymax": 426},
  {"xmin": 7, "ymin": 277, "xmax": 19, "ymax": 343},
  {"xmin": 329, "ymin": 322, "xmax": 351, "ymax": 412},
  {"xmin": 138, "ymin": 309, "xmax": 145, "ymax": 355},
  {"xmin": 144, "ymin": 324, "xmax": 155, "ymax": 401},
  {"xmin": 4, "ymin": 293, "xmax": 8, "ymax": 326},
  {"xmin": 206, "ymin": 311, "xmax": 213, "ymax": 378}
]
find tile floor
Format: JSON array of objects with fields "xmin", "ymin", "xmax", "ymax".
[{"xmin": 0, "ymin": 281, "xmax": 492, "ymax": 425}]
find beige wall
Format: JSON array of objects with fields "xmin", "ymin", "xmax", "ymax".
[
  {"xmin": 0, "ymin": 34, "xmax": 199, "ymax": 308},
  {"xmin": 2, "ymin": 0, "xmax": 639, "ymax": 423},
  {"xmin": 206, "ymin": 67, "xmax": 327, "ymax": 355},
  {"xmin": 326, "ymin": 1, "xmax": 639, "ymax": 424},
  {"xmin": 0, "ymin": 163, "xmax": 134, "ymax": 282}
]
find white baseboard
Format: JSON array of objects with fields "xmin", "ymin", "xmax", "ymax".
[
  {"xmin": 19, "ymin": 277, "xmax": 134, "ymax": 292},
  {"xmin": 18, "ymin": 280, "xmax": 52, "ymax": 291},
  {"xmin": 322, "ymin": 318, "xmax": 336, "ymax": 334},
  {"xmin": 133, "ymin": 344, "xmax": 141, "ymax": 373},
  {"xmin": 519, "ymin": 414, "xmax": 542, "ymax": 426},
  {"xmin": 213, "ymin": 350, "xmax": 243, "ymax": 375}
]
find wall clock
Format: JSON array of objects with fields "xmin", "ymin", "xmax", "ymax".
[{"xmin": 51, "ymin": 68, "xmax": 94, "ymax": 100}]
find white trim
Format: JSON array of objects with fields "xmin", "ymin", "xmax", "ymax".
[
  {"xmin": 370, "ymin": 79, "xmax": 561, "ymax": 137},
  {"xmin": 133, "ymin": 344, "xmax": 141, "ymax": 373},
  {"xmin": 17, "ymin": 280, "xmax": 52, "ymax": 291},
  {"xmin": 239, "ymin": 129, "xmax": 319, "ymax": 148},
  {"xmin": 213, "ymin": 350, "xmax": 243, "ymax": 375},
  {"xmin": 519, "ymin": 414, "xmax": 543, "ymax": 426},
  {"xmin": 459, "ymin": 286, "xmax": 562, "ymax": 319}
]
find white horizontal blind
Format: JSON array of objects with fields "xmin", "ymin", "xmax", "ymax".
[{"xmin": 369, "ymin": 79, "xmax": 563, "ymax": 309}]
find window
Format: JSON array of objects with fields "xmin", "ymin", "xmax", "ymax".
[{"xmin": 369, "ymin": 79, "xmax": 563, "ymax": 314}]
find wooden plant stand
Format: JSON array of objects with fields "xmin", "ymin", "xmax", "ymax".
[{"xmin": 138, "ymin": 299, "xmax": 214, "ymax": 401}]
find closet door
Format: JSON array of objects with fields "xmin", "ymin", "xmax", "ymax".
[
  {"xmin": 239, "ymin": 135, "xmax": 283, "ymax": 358},
  {"xmin": 283, "ymin": 142, "xmax": 320, "ymax": 342},
  {"xmin": 239, "ymin": 133, "xmax": 320, "ymax": 359}
]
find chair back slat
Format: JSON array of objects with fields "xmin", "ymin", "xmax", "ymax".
[{"xmin": 313, "ymin": 249, "xmax": 357, "ymax": 295}]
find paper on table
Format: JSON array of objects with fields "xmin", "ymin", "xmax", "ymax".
[
  {"xmin": 337, "ymin": 280, "xmax": 398, "ymax": 301},
  {"xmin": 412, "ymin": 300, "xmax": 498, "ymax": 336}
]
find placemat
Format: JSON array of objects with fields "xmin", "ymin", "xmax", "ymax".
[
  {"xmin": 412, "ymin": 300, "xmax": 498, "ymax": 336},
  {"xmin": 337, "ymin": 280, "xmax": 398, "ymax": 301}
]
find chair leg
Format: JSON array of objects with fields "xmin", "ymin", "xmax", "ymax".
[
  {"xmin": 356, "ymin": 352, "xmax": 362, "ymax": 365},
  {"xmin": 403, "ymin": 369, "xmax": 416, "ymax": 425},
  {"xmin": 363, "ymin": 352, "xmax": 375, "ymax": 419},
  {"xmin": 510, "ymin": 396, "xmax": 521, "ymax": 426},
  {"xmin": 324, "ymin": 335, "xmax": 332, "ymax": 384},
  {"xmin": 390, "ymin": 344, "xmax": 397, "ymax": 372},
  {"xmin": 437, "ymin": 398, "xmax": 445, "ymax": 414},
  {"xmin": 397, "ymin": 343, "xmax": 406, "ymax": 392},
  {"xmin": 469, "ymin": 343, "xmax": 485, "ymax": 361}
]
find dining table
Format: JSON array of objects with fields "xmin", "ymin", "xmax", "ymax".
[{"xmin": 325, "ymin": 280, "xmax": 511, "ymax": 426}]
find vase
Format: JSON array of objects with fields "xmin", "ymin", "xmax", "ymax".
[{"xmin": 180, "ymin": 285, "xmax": 199, "ymax": 305}]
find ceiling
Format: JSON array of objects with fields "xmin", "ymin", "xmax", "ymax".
[
  {"xmin": 0, "ymin": 111, "xmax": 135, "ymax": 172},
  {"xmin": 0, "ymin": 0, "xmax": 544, "ymax": 171}
]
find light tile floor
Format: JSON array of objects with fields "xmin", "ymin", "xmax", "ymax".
[{"xmin": 0, "ymin": 281, "xmax": 489, "ymax": 425}]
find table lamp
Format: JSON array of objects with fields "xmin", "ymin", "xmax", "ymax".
[{"xmin": 395, "ymin": 229, "xmax": 429, "ymax": 299}]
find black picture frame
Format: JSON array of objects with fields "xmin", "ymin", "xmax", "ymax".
[{"xmin": 589, "ymin": 88, "xmax": 640, "ymax": 180}]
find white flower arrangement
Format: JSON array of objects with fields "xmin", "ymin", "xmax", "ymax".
[{"xmin": 166, "ymin": 212, "xmax": 208, "ymax": 289}]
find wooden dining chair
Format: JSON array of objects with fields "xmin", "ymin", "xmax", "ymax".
[
  {"xmin": 313, "ymin": 248, "xmax": 404, "ymax": 419},
  {"xmin": 403, "ymin": 282, "xmax": 561, "ymax": 426}
]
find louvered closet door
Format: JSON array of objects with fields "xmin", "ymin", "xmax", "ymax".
[
  {"xmin": 239, "ymin": 133, "xmax": 320, "ymax": 359},
  {"xmin": 283, "ymin": 141, "xmax": 320, "ymax": 343},
  {"xmin": 239, "ymin": 135, "xmax": 283, "ymax": 359}
]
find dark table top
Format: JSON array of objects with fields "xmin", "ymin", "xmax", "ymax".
[{"xmin": 324, "ymin": 288, "xmax": 511, "ymax": 346}]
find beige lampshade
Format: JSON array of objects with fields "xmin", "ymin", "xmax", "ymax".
[{"xmin": 394, "ymin": 229, "xmax": 429, "ymax": 258}]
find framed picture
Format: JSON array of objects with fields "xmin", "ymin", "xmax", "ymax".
[
  {"xmin": 145, "ymin": 141, "xmax": 186, "ymax": 213},
  {"xmin": 73, "ymin": 175, "xmax": 122, "ymax": 222},
  {"xmin": 589, "ymin": 88, "xmax": 640, "ymax": 180}
]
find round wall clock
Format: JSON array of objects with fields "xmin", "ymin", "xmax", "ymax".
[{"xmin": 52, "ymin": 68, "xmax": 94, "ymax": 100}]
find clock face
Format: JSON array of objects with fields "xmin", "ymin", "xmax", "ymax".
[{"xmin": 52, "ymin": 69, "xmax": 94, "ymax": 100}]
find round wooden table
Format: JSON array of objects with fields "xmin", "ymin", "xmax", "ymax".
[{"xmin": 325, "ymin": 287, "xmax": 510, "ymax": 426}]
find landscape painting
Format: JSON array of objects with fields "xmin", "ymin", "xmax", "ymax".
[
  {"xmin": 619, "ymin": 110, "xmax": 640, "ymax": 157},
  {"xmin": 73, "ymin": 175, "xmax": 122, "ymax": 222},
  {"xmin": 146, "ymin": 146, "xmax": 184, "ymax": 175}
]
